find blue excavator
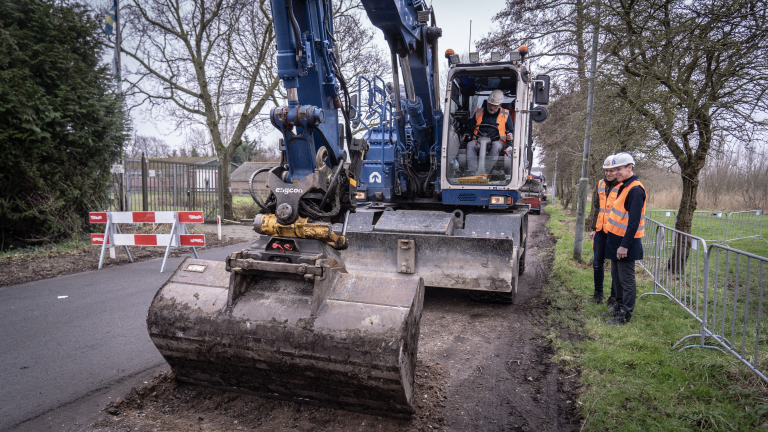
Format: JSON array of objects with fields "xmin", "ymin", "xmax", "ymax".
[{"xmin": 146, "ymin": 0, "xmax": 550, "ymax": 418}]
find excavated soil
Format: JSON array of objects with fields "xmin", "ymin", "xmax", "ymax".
[
  {"xmin": 88, "ymin": 209, "xmax": 582, "ymax": 431},
  {"xmin": 0, "ymin": 230, "xmax": 247, "ymax": 287}
]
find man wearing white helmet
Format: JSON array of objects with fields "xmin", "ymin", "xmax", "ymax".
[
  {"xmin": 584, "ymin": 155, "xmax": 619, "ymax": 306},
  {"xmin": 463, "ymin": 89, "xmax": 515, "ymax": 174},
  {"xmin": 602, "ymin": 152, "xmax": 647, "ymax": 325}
]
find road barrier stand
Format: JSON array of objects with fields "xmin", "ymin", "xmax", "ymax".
[{"xmin": 89, "ymin": 211, "xmax": 206, "ymax": 272}]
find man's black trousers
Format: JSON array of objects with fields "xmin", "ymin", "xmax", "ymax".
[
  {"xmin": 610, "ymin": 259, "xmax": 637, "ymax": 319},
  {"xmin": 593, "ymin": 231, "xmax": 616, "ymax": 298}
]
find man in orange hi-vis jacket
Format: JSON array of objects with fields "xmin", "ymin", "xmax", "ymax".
[
  {"xmin": 585, "ymin": 155, "xmax": 618, "ymax": 306},
  {"xmin": 602, "ymin": 152, "xmax": 646, "ymax": 325}
]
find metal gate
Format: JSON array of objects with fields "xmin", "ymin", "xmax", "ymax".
[{"xmin": 103, "ymin": 155, "xmax": 221, "ymax": 222}]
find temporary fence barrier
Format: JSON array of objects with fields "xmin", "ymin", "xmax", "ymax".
[
  {"xmin": 89, "ymin": 211, "xmax": 206, "ymax": 272},
  {"xmin": 644, "ymin": 210, "xmax": 677, "ymax": 229},
  {"xmin": 639, "ymin": 223, "xmax": 709, "ymax": 320},
  {"xmin": 643, "ymin": 209, "xmax": 764, "ymax": 244},
  {"xmin": 638, "ymin": 216, "xmax": 662, "ymax": 281},
  {"xmin": 724, "ymin": 210, "xmax": 766, "ymax": 244},
  {"xmin": 689, "ymin": 210, "xmax": 729, "ymax": 243},
  {"xmin": 674, "ymin": 244, "xmax": 768, "ymax": 383},
  {"xmin": 637, "ymin": 218, "xmax": 768, "ymax": 384}
]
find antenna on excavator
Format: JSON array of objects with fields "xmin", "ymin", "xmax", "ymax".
[{"xmin": 468, "ymin": 20, "xmax": 472, "ymax": 60}]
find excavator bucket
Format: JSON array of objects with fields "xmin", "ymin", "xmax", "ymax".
[{"xmin": 146, "ymin": 237, "xmax": 424, "ymax": 418}]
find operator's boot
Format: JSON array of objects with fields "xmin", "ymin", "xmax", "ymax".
[{"xmin": 606, "ymin": 296, "xmax": 617, "ymax": 309}]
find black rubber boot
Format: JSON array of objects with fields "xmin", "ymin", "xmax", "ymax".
[
  {"xmin": 606, "ymin": 296, "xmax": 617, "ymax": 309},
  {"xmin": 606, "ymin": 309, "xmax": 630, "ymax": 325}
]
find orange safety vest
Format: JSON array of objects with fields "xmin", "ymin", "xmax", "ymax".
[
  {"xmin": 474, "ymin": 107, "xmax": 512, "ymax": 143},
  {"xmin": 604, "ymin": 180, "xmax": 646, "ymax": 238},
  {"xmin": 595, "ymin": 179, "xmax": 613, "ymax": 232}
]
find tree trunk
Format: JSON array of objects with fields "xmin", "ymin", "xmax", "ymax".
[
  {"xmin": 668, "ymin": 166, "xmax": 701, "ymax": 273},
  {"xmin": 562, "ymin": 177, "xmax": 573, "ymax": 210},
  {"xmin": 219, "ymin": 155, "xmax": 234, "ymax": 220}
]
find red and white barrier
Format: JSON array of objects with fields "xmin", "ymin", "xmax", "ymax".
[
  {"xmin": 89, "ymin": 211, "xmax": 204, "ymax": 224},
  {"xmin": 90, "ymin": 233, "xmax": 205, "ymax": 246},
  {"xmin": 89, "ymin": 211, "xmax": 206, "ymax": 272}
]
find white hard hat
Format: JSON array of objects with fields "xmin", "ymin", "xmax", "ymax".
[
  {"xmin": 488, "ymin": 89, "xmax": 504, "ymax": 105},
  {"xmin": 613, "ymin": 152, "xmax": 635, "ymax": 167},
  {"xmin": 602, "ymin": 154, "xmax": 615, "ymax": 169}
]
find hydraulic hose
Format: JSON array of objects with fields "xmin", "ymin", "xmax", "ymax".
[
  {"xmin": 249, "ymin": 167, "xmax": 275, "ymax": 212},
  {"xmin": 319, "ymin": 151, "xmax": 347, "ymax": 209},
  {"xmin": 286, "ymin": 0, "xmax": 303, "ymax": 59}
]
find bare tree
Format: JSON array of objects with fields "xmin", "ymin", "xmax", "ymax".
[
  {"xmin": 120, "ymin": 0, "xmax": 390, "ymax": 218},
  {"xmin": 602, "ymin": 0, "xmax": 768, "ymax": 242},
  {"xmin": 124, "ymin": 134, "xmax": 172, "ymax": 158},
  {"xmin": 477, "ymin": 0, "xmax": 593, "ymax": 89},
  {"xmin": 120, "ymin": 0, "xmax": 278, "ymax": 218},
  {"xmin": 333, "ymin": 1, "xmax": 390, "ymax": 88},
  {"xmin": 182, "ymin": 126, "xmax": 215, "ymax": 157}
]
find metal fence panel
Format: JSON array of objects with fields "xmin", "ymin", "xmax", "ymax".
[
  {"xmin": 696, "ymin": 245, "xmax": 768, "ymax": 382},
  {"xmin": 638, "ymin": 214, "xmax": 768, "ymax": 385},
  {"xmin": 645, "ymin": 210, "xmax": 677, "ymax": 229},
  {"xmin": 690, "ymin": 210, "xmax": 729, "ymax": 243},
  {"xmin": 724, "ymin": 210, "xmax": 766, "ymax": 243},
  {"xmin": 639, "ymin": 224, "xmax": 709, "ymax": 323},
  {"xmin": 103, "ymin": 158, "xmax": 220, "ymax": 222},
  {"xmin": 638, "ymin": 217, "xmax": 663, "ymax": 279}
]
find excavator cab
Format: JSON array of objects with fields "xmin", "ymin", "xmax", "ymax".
[{"xmin": 444, "ymin": 69, "xmax": 520, "ymax": 187}]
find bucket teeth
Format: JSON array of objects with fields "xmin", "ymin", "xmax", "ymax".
[{"xmin": 147, "ymin": 250, "xmax": 424, "ymax": 418}]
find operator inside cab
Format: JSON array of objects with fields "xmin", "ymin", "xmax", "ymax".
[{"xmin": 462, "ymin": 89, "xmax": 515, "ymax": 174}]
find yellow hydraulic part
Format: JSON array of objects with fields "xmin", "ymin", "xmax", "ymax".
[{"xmin": 255, "ymin": 214, "xmax": 347, "ymax": 249}]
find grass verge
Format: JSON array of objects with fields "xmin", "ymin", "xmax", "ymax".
[{"xmin": 544, "ymin": 203, "xmax": 768, "ymax": 431}]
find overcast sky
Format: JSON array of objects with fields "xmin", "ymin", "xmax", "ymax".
[{"xmin": 128, "ymin": 0, "xmax": 511, "ymax": 149}]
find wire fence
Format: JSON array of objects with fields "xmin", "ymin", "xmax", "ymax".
[
  {"xmin": 99, "ymin": 156, "xmax": 222, "ymax": 222},
  {"xmin": 637, "ymin": 215, "xmax": 768, "ymax": 384}
]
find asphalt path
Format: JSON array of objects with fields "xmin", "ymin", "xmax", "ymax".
[{"xmin": 0, "ymin": 241, "xmax": 253, "ymax": 432}]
